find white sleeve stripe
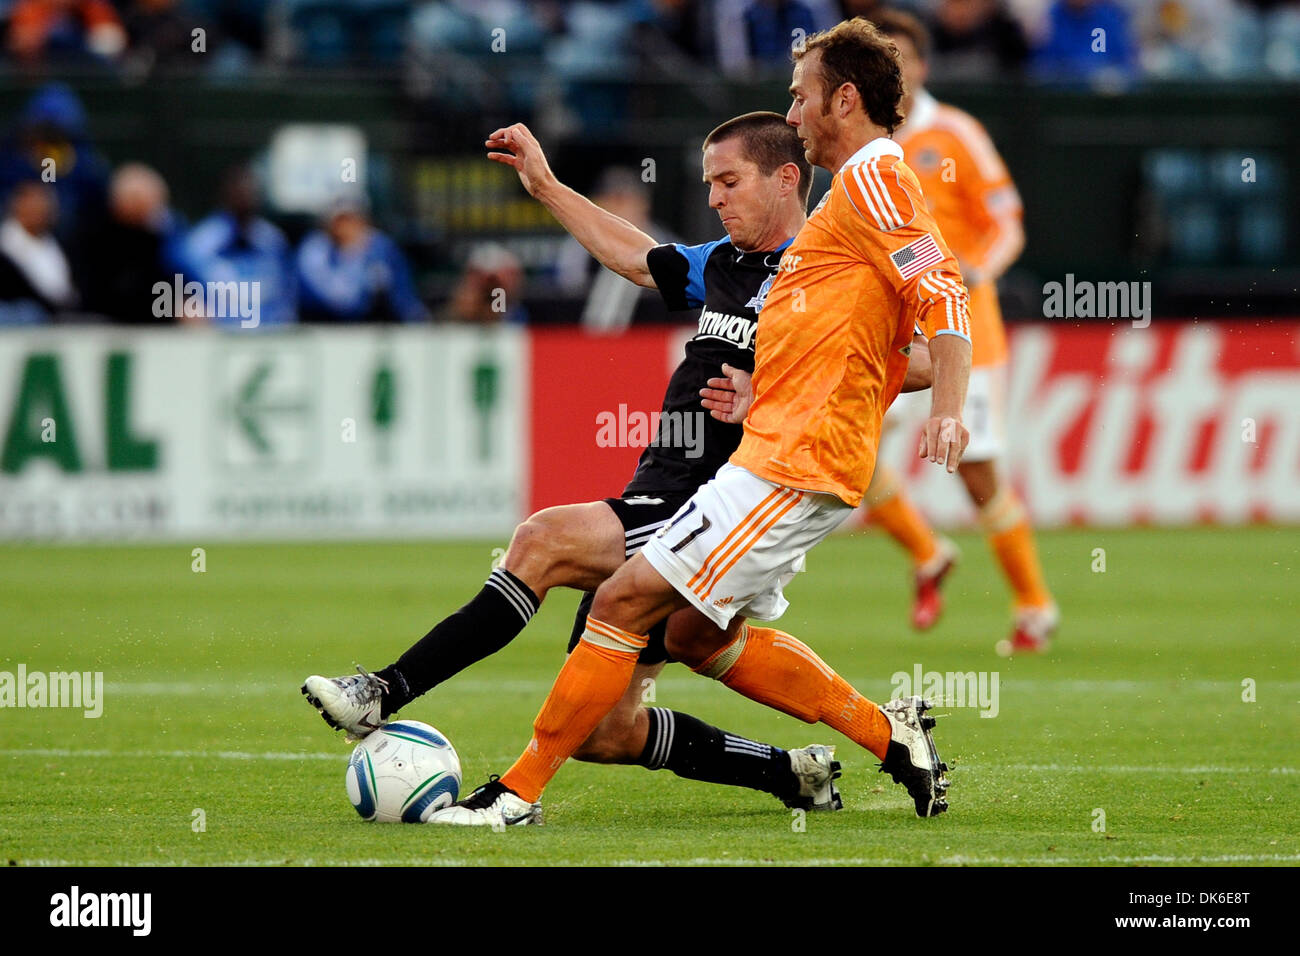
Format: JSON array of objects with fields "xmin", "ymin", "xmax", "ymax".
[
  {"xmin": 918, "ymin": 274, "xmax": 950, "ymax": 331},
  {"xmin": 920, "ymin": 271, "xmax": 971, "ymax": 337},
  {"xmin": 838, "ymin": 172, "xmax": 873, "ymax": 225},
  {"xmin": 856, "ymin": 161, "xmax": 900, "ymax": 231},
  {"xmin": 847, "ymin": 165, "xmax": 888, "ymax": 230},
  {"xmin": 933, "ymin": 328, "xmax": 971, "ymax": 343},
  {"xmin": 869, "ymin": 160, "xmax": 906, "ymax": 229},
  {"xmin": 931, "ymin": 273, "xmax": 972, "ymax": 337}
]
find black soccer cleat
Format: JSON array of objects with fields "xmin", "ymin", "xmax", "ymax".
[
  {"xmin": 426, "ymin": 775, "xmax": 544, "ymax": 827},
  {"xmin": 878, "ymin": 696, "xmax": 950, "ymax": 818},
  {"xmin": 783, "ymin": 744, "xmax": 844, "ymax": 812}
]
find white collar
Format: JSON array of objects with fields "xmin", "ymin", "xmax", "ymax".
[
  {"xmin": 839, "ymin": 136, "xmax": 904, "ymax": 171},
  {"xmin": 899, "ymin": 89, "xmax": 938, "ymax": 137}
]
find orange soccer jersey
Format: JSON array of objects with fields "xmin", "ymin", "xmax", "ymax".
[
  {"xmin": 730, "ymin": 138, "xmax": 970, "ymax": 508},
  {"xmin": 894, "ymin": 91, "xmax": 1022, "ymax": 368}
]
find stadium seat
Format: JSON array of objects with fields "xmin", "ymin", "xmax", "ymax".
[
  {"xmin": 410, "ymin": 1, "xmax": 481, "ymax": 55},
  {"xmin": 1264, "ymin": 7, "xmax": 1300, "ymax": 78},
  {"xmin": 1222, "ymin": 4, "xmax": 1266, "ymax": 77},
  {"xmin": 355, "ymin": 0, "xmax": 414, "ymax": 66},
  {"xmin": 285, "ymin": 0, "xmax": 353, "ymax": 66}
]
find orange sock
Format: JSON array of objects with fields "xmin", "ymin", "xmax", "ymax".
[
  {"xmin": 501, "ymin": 617, "xmax": 646, "ymax": 802},
  {"xmin": 980, "ymin": 488, "xmax": 1053, "ymax": 610},
  {"xmin": 695, "ymin": 625, "xmax": 892, "ymax": 759},
  {"xmin": 864, "ymin": 466, "xmax": 938, "ymax": 566}
]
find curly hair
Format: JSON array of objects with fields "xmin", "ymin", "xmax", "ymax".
[{"xmin": 793, "ymin": 17, "xmax": 905, "ymax": 135}]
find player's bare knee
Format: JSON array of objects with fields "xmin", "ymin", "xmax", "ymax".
[
  {"xmin": 663, "ymin": 628, "xmax": 704, "ymax": 668},
  {"xmin": 589, "ymin": 569, "xmax": 640, "ymax": 623},
  {"xmin": 665, "ymin": 617, "xmax": 731, "ymax": 670},
  {"xmin": 502, "ymin": 510, "xmax": 572, "ymax": 590}
]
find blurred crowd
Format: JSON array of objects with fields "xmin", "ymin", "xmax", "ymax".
[
  {"xmin": 0, "ymin": 83, "xmax": 443, "ymax": 325},
  {"xmin": 0, "ymin": 0, "xmax": 1298, "ymax": 83},
  {"xmin": 2, "ymin": 2, "xmax": 1297, "ymax": 326}
]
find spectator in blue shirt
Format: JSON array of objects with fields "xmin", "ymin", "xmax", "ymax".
[
  {"xmin": 1033, "ymin": 0, "xmax": 1137, "ymax": 84},
  {"xmin": 174, "ymin": 164, "xmax": 295, "ymax": 327},
  {"xmin": 0, "ymin": 84, "xmax": 110, "ymax": 243},
  {"xmin": 296, "ymin": 194, "xmax": 429, "ymax": 324},
  {"xmin": 715, "ymin": 0, "xmax": 840, "ymax": 75}
]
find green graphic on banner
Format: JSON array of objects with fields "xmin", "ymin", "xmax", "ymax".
[
  {"xmin": 230, "ymin": 359, "xmax": 311, "ymax": 458},
  {"xmin": 2, "ymin": 353, "xmax": 82, "ymax": 474},
  {"xmin": 372, "ymin": 358, "xmax": 396, "ymax": 467},
  {"xmin": 472, "ymin": 355, "xmax": 498, "ymax": 462},
  {"xmin": 106, "ymin": 353, "xmax": 159, "ymax": 471}
]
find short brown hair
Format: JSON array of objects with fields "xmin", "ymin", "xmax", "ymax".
[
  {"xmin": 793, "ymin": 17, "xmax": 905, "ymax": 135},
  {"xmin": 703, "ymin": 111, "xmax": 814, "ymax": 206},
  {"xmin": 871, "ymin": 8, "xmax": 932, "ymax": 62}
]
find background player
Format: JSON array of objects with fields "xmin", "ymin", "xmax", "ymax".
[
  {"xmin": 431, "ymin": 18, "xmax": 971, "ymax": 828},
  {"xmin": 865, "ymin": 9, "xmax": 1059, "ymax": 654},
  {"xmin": 306, "ymin": 112, "xmax": 930, "ymax": 812}
]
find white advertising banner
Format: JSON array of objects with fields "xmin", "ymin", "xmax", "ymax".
[
  {"xmin": 877, "ymin": 321, "xmax": 1300, "ymax": 526},
  {"xmin": 0, "ymin": 326, "xmax": 527, "ymax": 540}
]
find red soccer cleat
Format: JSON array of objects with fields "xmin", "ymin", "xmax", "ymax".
[
  {"xmin": 911, "ymin": 537, "xmax": 958, "ymax": 631},
  {"xmin": 995, "ymin": 603, "xmax": 1060, "ymax": 656}
]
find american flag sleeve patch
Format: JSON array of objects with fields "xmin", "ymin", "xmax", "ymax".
[{"xmin": 890, "ymin": 233, "xmax": 945, "ymax": 280}]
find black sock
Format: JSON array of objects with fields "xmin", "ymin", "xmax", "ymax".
[
  {"xmin": 376, "ymin": 567, "xmax": 540, "ymax": 717},
  {"xmin": 638, "ymin": 708, "xmax": 799, "ymax": 802}
]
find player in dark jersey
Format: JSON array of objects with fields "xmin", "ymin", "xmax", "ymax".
[{"xmin": 303, "ymin": 112, "xmax": 931, "ymax": 812}]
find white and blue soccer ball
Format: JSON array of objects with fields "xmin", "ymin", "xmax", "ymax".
[{"xmin": 345, "ymin": 720, "xmax": 462, "ymax": 823}]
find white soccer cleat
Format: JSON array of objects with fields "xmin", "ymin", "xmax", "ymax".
[
  {"xmin": 787, "ymin": 744, "xmax": 843, "ymax": 811},
  {"xmin": 426, "ymin": 777, "xmax": 543, "ymax": 827},
  {"xmin": 878, "ymin": 696, "xmax": 949, "ymax": 818},
  {"xmin": 301, "ymin": 666, "xmax": 390, "ymax": 741}
]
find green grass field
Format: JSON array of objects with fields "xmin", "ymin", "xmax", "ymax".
[{"xmin": 1, "ymin": 527, "xmax": 1297, "ymax": 867}]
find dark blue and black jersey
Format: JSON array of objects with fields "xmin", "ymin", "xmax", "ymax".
[{"xmin": 622, "ymin": 236, "xmax": 793, "ymax": 497}]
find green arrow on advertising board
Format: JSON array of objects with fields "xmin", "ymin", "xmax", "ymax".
[{"xmin": 232, "ymin": 360, "xmax": 309, "ymax": 456}]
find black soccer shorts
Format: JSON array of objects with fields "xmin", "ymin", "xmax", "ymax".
[{"xmin": 565, "ymin": 493, "xmax": 690, "ymax": 666}]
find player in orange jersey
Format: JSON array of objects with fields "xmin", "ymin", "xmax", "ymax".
[
  {"xmin": 430, "ymin": 18, "xmax": 972, "ymax": 827},
  {"xmin": 870, "ymin": 9, "xmax": 1059, "ymax": 655}
]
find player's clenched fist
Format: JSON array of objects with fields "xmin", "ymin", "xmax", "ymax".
[
  {"xmin": 484, "ymin": 123, "xmax": 556, "ymax": 198},
  {"xmin": 918, "ymin": 416, "xmax": 969, "ymax": 473}
]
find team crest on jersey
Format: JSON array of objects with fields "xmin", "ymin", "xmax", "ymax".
[
  {"xmin": 810, "ymin": 190, "xmax": 831, "ymax": 217},
  {"xmin": 745, "ymin": 271, "xmax": 777, "ymax": 312},
  {"xmin": 915, "ymin": 147, "xmax": 942, "ymax": 172}
]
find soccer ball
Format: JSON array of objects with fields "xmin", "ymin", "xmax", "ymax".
[{"xmin": 345, "ymin": 720, "xmax": 462, "ymax": 823}]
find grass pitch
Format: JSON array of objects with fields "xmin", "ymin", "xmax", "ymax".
[{"xmin": 1, "ymin": 527, "xmax": 1297, "ymax": 867}]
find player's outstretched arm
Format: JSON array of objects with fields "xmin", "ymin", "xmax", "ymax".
[
  {"xmin": 485, "ymin": 123, "xmax": 658, "ymax": 289},
  {"xmin": 918, "ymin": 332, "xmax": 971, "ymax": 473}
]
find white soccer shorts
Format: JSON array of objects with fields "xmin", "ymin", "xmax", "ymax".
[
  {"xmin": 961, "ymin": 363, "xmax": 1007, "ymax": 463},
  {"xmin": 881, "ymin": 362, "xmax": 1006, "ymax": 463},
  {"xmin": 640, "ymin": 463, "xmax": 852, "ymax": 628}
]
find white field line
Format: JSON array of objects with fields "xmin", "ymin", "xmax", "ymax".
[
  {"xmin": 992, "ymin": 763, "xmax": 1297, "ymax": 775},
  {"xmin": 10, "ymin": 853, "xmax": 1300, "ymax": 867},
  {"xmin": 614, "ymin": 854, "xmax": 1300, "ymax": 866},
  {"xmin": 0, "ymin": 747, "xmax": 340, "ymax": 761},
  {"xmin": 2, "ymin": 748, "xmax": 1296, "ymax": 777},
  {"xmin": 94, "ymin": 678, "xmax": 1300, "ymax": 697}
]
